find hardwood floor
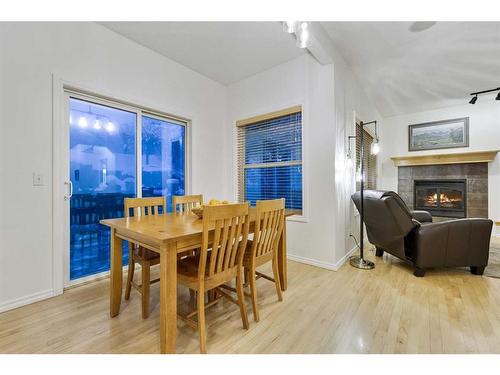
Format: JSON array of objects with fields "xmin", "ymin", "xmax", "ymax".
[{"xmin": 2, "ymin": 241, "xmax": 500, "ymax": 354}]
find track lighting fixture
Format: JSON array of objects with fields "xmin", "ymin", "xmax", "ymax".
[
  {"xmin": 469, "ymin": 87, "xmax": 500, "ymax": 104},
  {"xmin": 282, "ymin": 21, "xmax": 297, "ymax": 34},
  {"xmin": 281, "ymin": 21, "xmax": 310, "ymax": 49}
]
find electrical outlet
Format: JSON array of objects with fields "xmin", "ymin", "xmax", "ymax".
[{"xmin": 33, "ymin": 173, "xmax": 44, "ymax": 186}]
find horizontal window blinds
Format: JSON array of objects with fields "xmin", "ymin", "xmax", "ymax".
[
  {"xmin": 237, "ymin": 108, "xmax": 302, "ymax": 213},
  {"xmin": 356, "ymin": 124, "xmax": 377, "ymax": 190}
]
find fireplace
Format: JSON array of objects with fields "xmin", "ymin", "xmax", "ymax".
[{"xmin": 414, "ymin": 179, "xmax": 466, "ymax": 218}]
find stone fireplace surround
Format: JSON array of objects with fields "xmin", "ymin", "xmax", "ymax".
[{"xmin": 397, "ymin": 162, "xmax": 488, "ymax": 219}]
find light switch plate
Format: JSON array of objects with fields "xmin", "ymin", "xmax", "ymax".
[{"xmin": 33, "ymin": 173, "xmax": 44, "ymax": 186}]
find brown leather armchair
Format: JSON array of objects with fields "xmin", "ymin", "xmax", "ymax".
[{"xmin": 351, "ymin": 190, "xmax": 493, "ymax": 277}]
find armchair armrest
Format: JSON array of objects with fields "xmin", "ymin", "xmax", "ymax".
[
  {"xmin": 411, "ymin": 210, "xmax": 433, "ymax": 223},
  {"xmin": 411, "ymin": 218, "xmax": 493, "ymax": 269}
]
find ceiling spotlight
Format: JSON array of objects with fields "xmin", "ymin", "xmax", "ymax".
[
  {"xmin": 469, "ymin": 96, "xmax": 478, "ymax": 105},
  {"xmin": 296, "ymin": 22, "xmax": 309, "ymax": 49},
  {"xmin": 78, "ymin": 116, "xmax": 88, "ymax": 128},
  {"xmin": 282, "ymin": 21, "xmax": 297, "ymax": 34},
  {"xmin": 105, "ymin": 121, "xmax": 115, "ymax": 133}
]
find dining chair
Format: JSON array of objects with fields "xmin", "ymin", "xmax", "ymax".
[
  {"xmin": 177, "ymin": 202, "xmax": 250, "ymax": 353},
  {"xmin": 173, "ymin": 194, "xmax": 203, "ymax": 213},
  {"xmin": 243, "ymin": 198, "xmax": 285, "ymax": 322},
  {"xmin": 123, "ymin": 196, "xmax": 165, "ymax": 319}
]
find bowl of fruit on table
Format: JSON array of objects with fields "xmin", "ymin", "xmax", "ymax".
[{"xmin": 191, "ymin": 199, "xmax": 230, "ymax": 219}]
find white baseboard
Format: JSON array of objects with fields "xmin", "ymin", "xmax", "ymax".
[
  {"xmin": 332, "ymin": 245, "xmax": 358, "ymax": 270},
  {"xmin": 0, "ymin": 289, "xmax": 54, "ymax": 313},
  {"xmin": 287, "ymin": 253, "xmax": 337, "ymax": 271},
  {"xmin": 287, "ymin": 245, "xmax": 358, "ymax": 272}
]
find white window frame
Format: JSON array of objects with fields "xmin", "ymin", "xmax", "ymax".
[{"xmin": 234, "ymin": 104, "xmax": 308, "ymax": 222}]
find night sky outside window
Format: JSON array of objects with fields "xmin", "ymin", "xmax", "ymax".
[{"xmin": 236, "ymin": 106, "xmax": 302, "ymax": 214}]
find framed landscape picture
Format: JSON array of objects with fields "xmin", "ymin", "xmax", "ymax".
[{"xmin": 408, "ymin": 117, "xmax": 469, "ymax": 152}]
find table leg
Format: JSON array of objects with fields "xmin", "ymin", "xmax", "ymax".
[
  {"xmin": 110, "ymin": 228, "xmax": 123, "ymax": 317},
  {"xmin": 278, "ymin": 219, "xmax": 287, "ymax": 291},
  {"xmin": 160, "ymin": 242, "xmax": 177, "ymax": 354}
]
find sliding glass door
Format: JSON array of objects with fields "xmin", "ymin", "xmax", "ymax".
[
  {"xmin": 67, "ymin": 94, "xmax": 187, "ymax": 282},
  {"xmin": 142, "ymin": 115, "xmax": 186, "ymax": 212}
]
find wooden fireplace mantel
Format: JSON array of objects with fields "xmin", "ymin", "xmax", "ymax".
[{"xmin": 391, "ymin": 150, "xmax": 499, "ymax": 167}]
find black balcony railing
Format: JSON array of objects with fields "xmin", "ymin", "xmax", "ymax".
[{"xmin": 70, "ymin": 193, "xmax": 134, "ymax": 280}]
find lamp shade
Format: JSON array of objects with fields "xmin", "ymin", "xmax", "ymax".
[{"xmin": 371, "ymin": 141, "xmax": 380, "ymax": 155}]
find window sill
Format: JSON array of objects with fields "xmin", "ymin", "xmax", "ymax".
[{"xmin": 286, "ymin": 215, "xmax": 309, "ymax": 223}]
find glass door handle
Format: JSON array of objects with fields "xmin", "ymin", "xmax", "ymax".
[{"xmin": 64, "ymin": 180, "xmax": 73, "ymax": 200}]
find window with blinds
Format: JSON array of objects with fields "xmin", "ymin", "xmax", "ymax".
[
  {"xmin": 236, "ymin": 106, "xmax": 302, "ymax": 214},
  {"xmin": 356, "ymin": 124, "xmax": 377, "ymax": 190}
]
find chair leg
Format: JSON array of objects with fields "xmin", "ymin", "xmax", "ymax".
[
  {"xmin": 236, "ymin": 271, "xmax": 249, "ymax": 329},
  {"xmin": 471, "ymin": 266, "xmax": 485, "ymax": 275},
  {"xmin": 124, "ymin": 247, "xmax": 135, "ymax": 301},
  {"xmin": 272, "ymin": 257, "xmax": 283, "ymax": 302},
  {"xmin": 197, "ymin": 284, "xmax": 207, "ymax": 354},
  {"xmin": 244, "ymin": 268, "xmax": 250, "ymax": 287},
  {"xmin": 249, "ymin": 268, "xmax": 259, "ymax": 322},
  {"xmin": 208, "ymin": 290, "xmax": 216, "ymax": 302},
  {"xmin": 413, "ymin": 267, "xmax": 426, "ymax": 277},
  {"xmin": 141, "ymin": 260, "xmax": 151, "ymax": 319},
  {"xmin": 375, "ymin": 247, "xmax": 384, "ymax": 257}
]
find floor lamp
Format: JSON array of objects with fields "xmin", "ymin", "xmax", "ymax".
[{"xmin": 347, "ymin": 120, "xmax": 380, "ymax": 270}]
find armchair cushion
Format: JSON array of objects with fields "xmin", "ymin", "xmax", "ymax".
[{"xmin": 409, "ymin": 218, "xmax": 493, "ymax": 268}]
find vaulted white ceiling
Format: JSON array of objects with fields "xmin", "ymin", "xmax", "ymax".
[
  {"xmin": 100, "ymin": 22, "xmax": 500, "ymax": 117},
  {"xmin": 321, "ymin": 22, "xmax": 500, "ymax": 117},
  {"xmin": 99, "ymin": 22, "xmax": 305, "ymax": 85}
]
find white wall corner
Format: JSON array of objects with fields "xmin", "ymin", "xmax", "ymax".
[{"xmin": 332, "ymin": 245, "xmax": 358, "ymax": 270}]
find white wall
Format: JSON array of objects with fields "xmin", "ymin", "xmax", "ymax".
[
  {"xmin": 329, "ymin": 43, "xmax": 382, "ymax": 263},
  {"xmin": 378, "ymin": 97, "xmax": 500, "ymax": 227},
  {"xmin": 226, "ymin": 55, "xmax": 339, "ymax": 269},
  {"xmin": 0, "ymin": 22, "xmax": 227, "ymax": 311},
  {"xmin": 226, "ymin": 51, "xmax": 381, "ymax": 268}
]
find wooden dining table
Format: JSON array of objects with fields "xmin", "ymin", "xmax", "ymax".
[{"xmin": 100, "ymin": 208, "xmax": 291, "ymax": 354}]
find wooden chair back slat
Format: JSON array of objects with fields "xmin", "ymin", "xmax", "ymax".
[
  {"xmin": 251, "ymin": 199, "xmax": 285, "ymax": 259},
  {"xmin": 227, "ymin": 217, "xmax": 243, "ymax": 270},
  {"xmin": 200, "ymin": 203, "xmax": 250, "ymax": 278},
  {"xmin": 264, "ymin": 210, "xmax": 280, "ymax": 256},
  {"xmin": 124, "ymin": 197, "xmax": 166, "ymax": 218},
  {"xmin": 173, "ymin": 194, "xmax": 203, "ymax": 213}
]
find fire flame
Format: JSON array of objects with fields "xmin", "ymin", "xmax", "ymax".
[{"xmin": 424, "ymin": 193, "xmax": 462, "ymax": 205}]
